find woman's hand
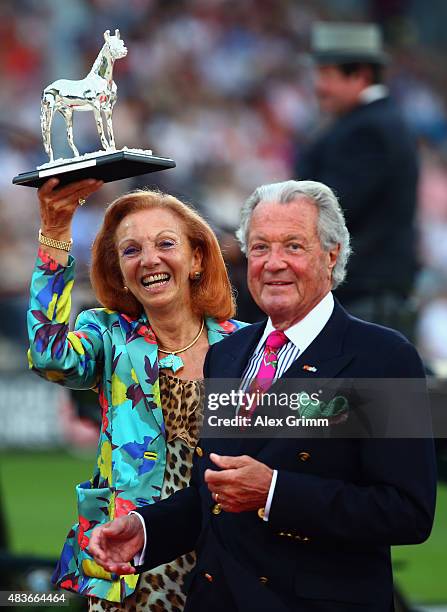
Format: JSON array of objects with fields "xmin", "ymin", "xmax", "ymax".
[
  {"xmin": 37, "ymin": 177, "xmax": 103, "ymax": 264},
  {"xmin": 88, "ymin": 515, "xmax": 144, "ymax": 575},
  {"xmin": 38, "ymin": 177, "xmax": 103, "ymax": 239}
]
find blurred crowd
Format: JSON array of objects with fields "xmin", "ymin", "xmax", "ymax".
[{"xmin": 1, "ymin": 0, "xmax": 447, "ymax": 372}]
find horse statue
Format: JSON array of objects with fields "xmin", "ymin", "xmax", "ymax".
[{"xmin": 41, "ymin": 29, "xmax": 127, "ymax": 162}]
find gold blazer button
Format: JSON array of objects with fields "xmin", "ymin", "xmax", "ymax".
[
  {"xmin": 196, "ymin": 446, "xmax": 204, "ymax": 457},
  {"xmin": 298, "ymin": 451, "xmax": 310, "ymax": 462},
  {"xmin": 212, "ymin": 503, "xmax": 222, "ymax": 515}
]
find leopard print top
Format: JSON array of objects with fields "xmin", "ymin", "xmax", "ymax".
[{"xmin": 88, "ymin": 372, "xmax": 204, "ymax": 612}]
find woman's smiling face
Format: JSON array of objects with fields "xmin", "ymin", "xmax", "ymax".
[{"xmin": 116, "ymin": 207, "xmax": 202, "ymax": 316}]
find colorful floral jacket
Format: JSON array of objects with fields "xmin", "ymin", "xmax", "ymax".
[{"xmin": 27, "ymin": 249, "xmax": 247, "ymax": 603}]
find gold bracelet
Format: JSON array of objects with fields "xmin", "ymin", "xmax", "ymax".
[{"xmin": 38, "ymin": 229, "xmax": 73, "ymax": 253}]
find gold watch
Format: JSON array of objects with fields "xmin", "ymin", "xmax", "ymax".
[{"xmin": 38, "ymin": 229, "xmax": 73, "ymax": 253}]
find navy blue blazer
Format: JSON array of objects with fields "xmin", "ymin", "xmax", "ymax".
[{"xmin": 137, "ymin": 302, "xmax": 436, "ymax": 612}]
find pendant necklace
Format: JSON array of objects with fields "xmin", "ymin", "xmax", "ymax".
[{"xmin": 158, "ymin": 320, "xmax": 204, "ymax": 374}]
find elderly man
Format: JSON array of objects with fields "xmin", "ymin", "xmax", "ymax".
[{"xmin": 89, "ymin": 180, "xmax": 435, "ymax": 612}]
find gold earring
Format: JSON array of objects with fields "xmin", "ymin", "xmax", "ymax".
[
  {"xmin": 191, "ymin": 271, "xmax": 201, "ymax": 280},
  {"xmin": 123, "ymin": 286, "xmax": 129, "ymax": 292}
]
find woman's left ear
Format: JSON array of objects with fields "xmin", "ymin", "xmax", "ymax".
[{"xmin": 190, "ymin": 247, "xmax": 203, "ymax": 280}]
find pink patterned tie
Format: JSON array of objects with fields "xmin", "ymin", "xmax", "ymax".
[{"xmin": 245, "ymin": 330, "xmax": 289, "ymax": 418}]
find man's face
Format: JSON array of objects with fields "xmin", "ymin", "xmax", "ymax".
[
  {"xmin": 315, "ymin": 65, "xmax": 365, "ymax": 115},
  {"xmin": 247, "ymin": 198, "xmax": 339, "ymax": 329}
]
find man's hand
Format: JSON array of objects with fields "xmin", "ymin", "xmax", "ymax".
[
  {"xmin": 205, "ymin": 453, "xmax": 273, "ymax": 513},
  {"xmin": 88, "ymin": 514, "xmax": 144, "ymax": 575}
]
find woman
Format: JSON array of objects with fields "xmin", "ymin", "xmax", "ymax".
[{"xmin": 28, "ymin": 178, "xmax": 246, "ymax": 611}]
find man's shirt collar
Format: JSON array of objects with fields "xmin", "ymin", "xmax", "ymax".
[
  {"xmin": 359, "ymin": 84, "xmax": 389, "ymax": 105},
  {"xmin": 256, "ymin": 291, "xmax": 334, "ymax": 356}
]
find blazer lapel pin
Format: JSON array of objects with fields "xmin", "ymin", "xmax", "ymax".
[{"xmin": 302, "ymin": 364, "xmax": 317, "ymax": 373}]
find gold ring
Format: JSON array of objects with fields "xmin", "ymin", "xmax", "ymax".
[{"xmin": 78, "ymin": 197, "xmax": 86, "ymax": 206}]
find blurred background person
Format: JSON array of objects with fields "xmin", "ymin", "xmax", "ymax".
[
  {"xmin": 27, "ymin": 177, "xmax": 245, "ymax": 610},
  {"xmin": 296, "ymin": 21, "xmax": 419, "ymax": 338}
]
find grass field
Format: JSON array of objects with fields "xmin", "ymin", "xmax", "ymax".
[
  {"xmin": 393, "ymin": 482, "xmax": 447, "ymax": 605},
  {"xmin": 0, "ymin": 450, "xmax": 94, "ymax": 558},
  {"xmin": 1, "ymin": 450, "xmax": 446, "ymax": 605}
]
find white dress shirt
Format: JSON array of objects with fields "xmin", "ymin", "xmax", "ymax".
[{"xmin": 241, "ymin": 291, "xmax": 335, "ymax": 391}]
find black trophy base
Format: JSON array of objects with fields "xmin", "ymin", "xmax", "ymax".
[{"xmin": 12, "ymin": 151, "xmax": 176, "ymax": 188}]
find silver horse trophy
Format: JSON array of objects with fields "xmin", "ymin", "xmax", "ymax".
[
  {"xmin": 41, "ymin": 29, "xmax": 126, "ymax": 162},
  {"xmin": 13, "ymin": 29, "xmax": 175, "ymax": 188}
]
